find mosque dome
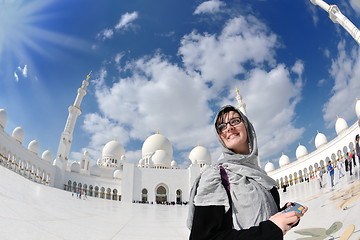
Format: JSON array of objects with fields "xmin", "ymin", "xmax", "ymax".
[
  {"xmin": 41, "ymin": 150, "xmax": 53, "ymax": 163},
  {"xmin": 0, "ymin": 109, "xmax": 7, "ymax": 129},
  {"xmin": 12, "ymin": 126, "xmax": 24, "ymax": 144},
  {"xmin": 171, "ymin": 160, "xmax": 178, "ymax": 168},
  {"xmin": 138, "ymin": 158, "xmax": 145, "ymax": 167},
  {"xmin": 70, "ymin": 162, "xmax": 80, "ymax": 173},
  {"xmin": 295, "ymin": 144, "xmax": 308, "ymax": 159},
  {"xmin": 279, "ymin": 153, "xmax": 290, "ymax": 167},
  {"xmin": 315, "ymin": 131, "xmax": 328, "ymax": 149},
  {"xmin": 142, "ymin": 133, "xmax": 173, "ymax": 158},
  {"xmin": 28, "ymin": 140, "xmax": 40, "ymax": 155},
  {"xmin": 90, "ymin": 165, "xmax": 101, "ymax": 177},
  {"xmin": 113, "ymin": 169, "xmax": 122, "ymax": 179},
  {"xmin": 151, "ymin": 149, "xmax": 171, "ymax": 168},
  {"xmin": 189, "ymin": 145, "xmax": 211, "ymax": 165},
  {"xmin": 335, "ymin": 116, "xmax": 348, "ymax": 135},
  {"xmin": 264, "ymin": 161, "xmax": 275, "ymax": 173},
  {"xmin": 356, "ymin": 98, "xmax": 360, "ymax": 119},
  {"xmin": 84, "ymin": 150, "xmax": 89, "ymax": 156},
  {"xmin": 102, "ymin": 140, "xmax": 125, "ymax": 159}
]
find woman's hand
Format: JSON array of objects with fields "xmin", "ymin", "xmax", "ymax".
[{"xmin": 269, "ymin": 206, "xmax": 308, "ymax": 235}]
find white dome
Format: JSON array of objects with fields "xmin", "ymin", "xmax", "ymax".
[
  {"xmin": 113, "ymin": 169, "xmax": 122, "ymax": 179},
  {"xmin": 356, "ymin": 98, "xmax": 360, "ymax": 119},
  {"xmin": 279, "ymin": 153, "xmax": 290, "ymax": 167},
  {"xmin": 28, "ymin": 140, "xmax": 40, "ymax": 155},
  {"xmin": 264, "ymin": 161, "xmax": 275, "ymax": 173},
  {"xmin": 171, "ymin": 160, "xmax": 179, "ymax": 169},
  {"xmin": 315, "ymin": 131, "xmax": 328, "ymax": 149},
  {"xmin": 90, "ymin": 165, "xmax": 101, "ymax": 177},
  {"xmin": 189, "ymin": 145, "xmax": 211, "ymax": 165},
  {"xmin": 0, "ymin": 109, "xmax": 7, "ymax": 129},
  {"xmin": 151, "ymin": 149, "xmax": 171, "ymax": 168},
  {"xmin": 102, "ymin": 140, "xmax": 125, "ymax": 159},
  {"xmin": 70, "ymin": 162, "xmax": 80, "ymax": 173},
  {"xmin": 42, "ymin": 150, "xmax": 53, "ymax": 162},
  {"xmin": 84, "ymin": 150, "xmax": 89, "ymax": 156},
  {"xmin": 142, "ymin": 133, "xmax": 173, "ymax": 158},
  {"xmin": 335, "ymin": 116, "xmax": 348, "ymax": 135},
  {"xmin": 138, "ymin": 158, "xmax": 145, "ymax": 166},
  {"xmin": 295, "ymin": 144, "xmax": 308, "ymax": 159},
  {"xmin": 12, "ymin": 126, "xmax": 24, "ymax": 144}
]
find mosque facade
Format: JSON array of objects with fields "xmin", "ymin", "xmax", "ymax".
[{"xmin": 0, "ymin": 74, "xmax": 359, "ymax": 204}]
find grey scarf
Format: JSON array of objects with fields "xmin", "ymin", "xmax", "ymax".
[{"xmin": 188, "ymin": 105, "xmax": 278, "ymax": 230}]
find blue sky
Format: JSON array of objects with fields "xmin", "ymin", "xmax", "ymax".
[{"xmin": 1, "ymin": 0, "xmax": 360, "ymax": 168}]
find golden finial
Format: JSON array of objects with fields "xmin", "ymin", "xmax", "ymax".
[
  {"xmin": 235, "ymin": 88, "xmax": 239, "ymax": 93},
  {"xmin": 86, "ymin": 71, "xmax": 92, "ymax": 80}
]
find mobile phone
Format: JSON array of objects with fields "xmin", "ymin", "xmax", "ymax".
[{"xmin": 282, "ymin": 202, "xmax": 304, "ymax": 213}]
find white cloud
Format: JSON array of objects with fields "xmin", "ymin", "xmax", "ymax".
[
  {"xmin": 306, "ymin": 1, "xmax": 319, "ymax": 26},
  {"xmin": 97, "ymin": 28, "xmax": 114, "ymax": 40},
  {"xmin": 350, "ymin": 0, "xmax": 360, "ymax": 15},
  {"xmin": 323, "ymin": 41, "xmax": 360, "ymax": 127},
  {"xmin": 115, "ymin": 12, "xmax": 139, "ymax": 31},
  {"xmin": 179, "ymin": 16, "xmax": 278, "ymax": 92},
  {"xmin": 194, "ymin": 0, "xmax": 226, "ymax": 15},
  {"xmin": 14, "ymin": 72, "xmax": 19, "ymax": 82}
]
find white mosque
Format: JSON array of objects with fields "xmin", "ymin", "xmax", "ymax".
[{"xmin": 0, "ymin": 73, "xmax": 359, "ymax": 204}]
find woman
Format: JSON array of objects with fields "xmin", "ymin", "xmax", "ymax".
[{"xmin": 188, "ymin": 105, "xmax": 307, "ymax": 240}]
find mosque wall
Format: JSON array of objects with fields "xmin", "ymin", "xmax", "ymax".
[
  {"xmin": 132, "ymin": 167, "xmax": 191, "ymax": 203},
  {"xmin": 0, "ymin": 129, "xmax": 55, "ymax": 186},
  {"xmin": 269, "ymin": 121, "xmax": 360, "ymax": 186}
]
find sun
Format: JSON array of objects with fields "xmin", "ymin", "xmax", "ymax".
[{"xmin": 0, "ymin": 0, "xmax": 88, "ymax": 81}]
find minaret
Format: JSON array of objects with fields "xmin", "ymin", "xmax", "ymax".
[
  {"xmin": 310, "ymin": 0, "xmax": 360, "ymax": 45},
  {"xmin": 235, "ymin": 88, "xmax": 248, "ymax": 117},
  {"xmin": 55, "ymin": 72, "xmax": 91, "ymax": 168}
]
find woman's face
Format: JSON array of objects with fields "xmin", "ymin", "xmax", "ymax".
[{"xmin": 218, "ymin": 111, "xmax": 250, "ymax": 154}]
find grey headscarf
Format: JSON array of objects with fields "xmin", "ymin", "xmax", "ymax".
[{"xmin": 187, "ymin": 105, "xmax": 278, "ymax": 230}]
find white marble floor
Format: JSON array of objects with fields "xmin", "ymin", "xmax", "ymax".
[{"xmin": 0, "ymin": 165, "xmax": 359, "ymax": 240}]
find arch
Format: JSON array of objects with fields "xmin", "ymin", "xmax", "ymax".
[
  {"xmin": 342, "ymin": 146, "xmax": 348, "ymax": 155},
  {"xmin": 83, "ymin": 184, "xmax": 88, "ymax": 195},
  {"xmin": 89, "ymin": 185, "xmax": 94, "ymax": 197},
  {"xmin": 349, "ymin": 142, "xmax": 354, "ymax": 152},
  {"xmin": 155, "ymin": 184, "xmax": 168, "ymax": 204},
  {"xmin": 94, "ymin": 186, "xmax": 99, "ymax": 198},
  {"xmin": 289, "ymin": 174, "xmax": 293, "ymax": 186},
  {"xmin": 68, "ymin": 180, "xmax": 72, "ymax": 191},
  {"xmin": 100, "ymin": 187, "xmax": 105, "ymax": 199},
  {"xmin": 106, "ymin": 188, "xmax": 111, "ymax": 200},
  {"xmin": 112, "ymin": 189, "xmax": 118, "ymax": 201},
  {"xmin": 73, "ymin": 182, "xmax": 77, "ymax": 192},
  {"xmin": 176, "ymin": 189, "xmax": 182, "ymax": 204},
  {"xmin": 142, "ymin": 188, "xmax": 148, "ymax": 202}
]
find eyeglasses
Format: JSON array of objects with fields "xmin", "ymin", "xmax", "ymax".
[{"xmin": 217, "ymin": 117, "xmax": 243, "ymax": 133}]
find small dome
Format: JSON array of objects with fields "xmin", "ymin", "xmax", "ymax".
[
  {"xmin": 189, "ymin": 145, "xmax": 211, "ymax": 165},
  {"xmin": 138, "ymin": 158, "xmax": 145, "ymax": 166},
  {"xmin": 151, "ymin": 149, "xmax": 171, "ymax": 168},
  {"xmin": 42, "ymin": 150, "xmax": 53, "ymax": 162},
  {"xmin": 264, "ymin": 161, "xmax": 275, "ymax": 173},
  {"xmin": 142, "ymin": 133, "xmax": 173, "ymax": 158},
  {"xmin": 356, "ymin": 98, "xmax": 360, "ymax": 119},
  {"xmin": 279, "ymin": 153, "xmax": 290, "ymax": 167},
  {"xmin": 84, "ymin": 150, "xmax": 89, "ymax": 156},
  {"xmin": 12, "ymin": 126, "xmax": 24, "ymax": 144},
  {"xmin": 296, "ymin": 144, "xmax": 308, "ymax": 159},
  {"xmin": 102, "ymin": 140, "xmax": 125, "ymax": 159},
  {"xmin": 171, "ymin": 160, "xmax": 179, "ymax": 169},
  {"xmin": 90, "ymin": 165, "xmax": 101, "ymax": 177},
  {"xmin": 113, "ymin": 169, "xmax": 122, "ymax": 179},
  {"xmin": 70, "ymin": 162, "xmax": 80, "ymax": 173},
  {"xmin": 0, "ymin": 109, "xmax": 7, "ymax": 129},
  {"xmin": 28, "ymin": 140, "xmax": 40, "ymax": 155},
  {"xmin": 335, "ymin": 116, "xmax": 348, "ymax": 135},
  {"xmin": 315, "ymin": 131, "xmax": 328, "ymax": 149}
]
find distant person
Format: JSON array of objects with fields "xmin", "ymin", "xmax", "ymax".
[
  {"xmin": 356, "ymin": 134, "xmax": 360, "ymax": 165},
  {"xmin": 316, "ymin": 167, "xmax": 323, "ymax": 188},
  {"xmin": 336, "ymin": 159, "xmax": 344, "ymax": 179},
  {"xmin": 188, "ymin": 105, "xmax": 307, "ymax": 239},
  {"xmin": 327, "ymin": 160, "xmax": 335, "ymax": 188}
]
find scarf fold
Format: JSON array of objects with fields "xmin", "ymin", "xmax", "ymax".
[{"xmin": 188, "ymin": 105, "xmax": 278, "ymax": 230}]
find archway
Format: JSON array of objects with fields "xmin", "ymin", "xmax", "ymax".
[
  {"xmin": 142, "ymin": 188, "xmax": 148, "ymax": 202},
  {"xmin": 176, "ymin": 189, "xmax": 182, "ymax": 204},
  {"xmin": 155, "ymin": 185, "xmax": 167, "ymax": 204}
]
